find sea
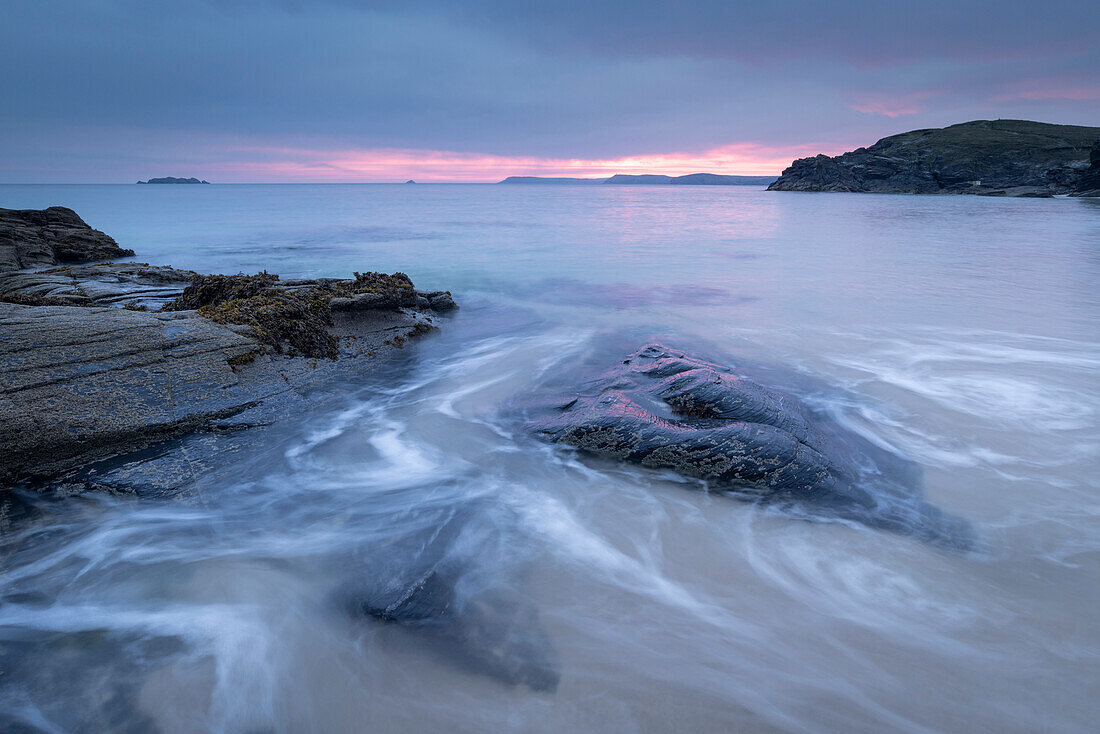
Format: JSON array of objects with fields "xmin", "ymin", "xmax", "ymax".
[{"xmin": 1, "ymin": 183, "xmax": 1098, "ymax": 733}]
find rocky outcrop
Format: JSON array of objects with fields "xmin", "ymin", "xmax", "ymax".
[
  {"xmin": 1071, "ymin": 139, "xmax": 1100, "ymax": 197},
  {"xmin": 768, "ymin": 119, "xmax": 1100, "ymax": 197},
  {"xmin": 530, "ymin": 344, "xmax": 974, "ymax": 549},
  {"xmin": 0, "ymin": 209, "xmax": 456, "ymax": 486},
  {"xmin": 0, "ymin": 207, "xmax": 135, "ymax": 271}
]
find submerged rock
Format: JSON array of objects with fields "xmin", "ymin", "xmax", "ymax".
[
  {"xmin": 767, "ymin": 119, "xmax": 1100, "ymax": 196},
  {"xmin": 531, "ymin": 344, "xmax": 974, "ymax": 549},
  {"xmin": 343, "ymin": 502, "xmax": 560, "ymax": 692},
  {"xmin": 0, "ymin": 207, "xmax": 135, "ymax": 271}
]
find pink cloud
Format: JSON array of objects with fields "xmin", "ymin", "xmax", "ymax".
[{"xmin": 200, "ymin": 141, "xmax": 834, "ymax": 183}]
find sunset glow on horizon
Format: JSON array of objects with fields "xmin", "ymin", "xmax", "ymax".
[
  {"xmin": 3, "ymin": 1, "xmax": 1097, "ymax": 183},
  {"xmin": 207, "ymin": 141, "xmax": 836, "ymax": 183}
]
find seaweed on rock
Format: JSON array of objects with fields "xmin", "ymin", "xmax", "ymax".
[{"xmin": 161, "ymin": 270, "xmax": 423, "ymax": 359}]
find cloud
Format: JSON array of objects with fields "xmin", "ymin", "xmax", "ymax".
[
  {"xmin": 207, "ymin": 140, "xmax": 829, "ymax": 181},
  {"xmin": 0, "ymin": 1, "xmax": 1097, "ymax": 181}
]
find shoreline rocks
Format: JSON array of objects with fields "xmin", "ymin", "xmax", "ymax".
[
  {"xmin": 768, "ymin": 119, "xmax": 1100, "ymax": 197},
  {"xmin": 0, "ymin": 208, "xmax": 456, "ymax": 487},
  {"xmin": 0, "ymin": 207, "xmax": 135, "ymax": 271}
]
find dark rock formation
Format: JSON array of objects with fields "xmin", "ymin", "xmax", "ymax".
[
  {"xmin": 0, "ymin": 207, "xmax": 134, "ymax": 271},
  {"xmin": 1071, "ymin": 139, "xmax": 1100, "ymax": 197},
  {"xmin": 137, "ymin": 177, "xmax": 209, "ymax": 184},
  {"xmin": 768, "ymin": 119, "xmax": 1100, "ymax": 196},
  {"xmin": 344, "ymin": 501, "xmax": 559, "ymax": 692},
  {"xmin": 530, "ymin": 344, "xmax": 974, "ymax": 549},
  {"xmin": 0, "ymin": 209, "xmax": 456, "ymax": 485}
]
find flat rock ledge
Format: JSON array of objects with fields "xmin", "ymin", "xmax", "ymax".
[{"xmin": 0, "ymin": 209, "xmax": 457, "ymax": 488}]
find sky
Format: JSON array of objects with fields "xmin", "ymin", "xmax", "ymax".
[{"xmin": 1, "ymin": 0, "xmax": 1098, "ymax": 182}]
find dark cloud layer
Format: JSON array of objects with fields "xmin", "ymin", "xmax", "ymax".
[{"xmin": 1, "ymin": 0, "xmax": 1097, "ymax": 181}]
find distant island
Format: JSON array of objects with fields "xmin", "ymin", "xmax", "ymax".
[
  {"xmin": 500, "ymin": 173, "xmax": 776, "ymax": 186},
  {"xmin": 137, "ymin": 177, "xmax": 210, "ymax": 184},
  {"xmin": 768, "ymin": 119, "xmax": 1100, "ymax": 197}
]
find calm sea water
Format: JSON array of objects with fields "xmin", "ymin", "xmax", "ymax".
[{"xmin": 1, "ymin": 184, "xmax": 1098, "ymax": 733}]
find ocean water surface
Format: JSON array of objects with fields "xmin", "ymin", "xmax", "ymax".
[{"xmin": 1, "ymin": 184, "xmax": 1098, "ymax": 733}]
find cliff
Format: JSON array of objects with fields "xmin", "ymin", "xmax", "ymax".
[{"xmin": 768, "ymin": 119, "xmax": 1100, "ymax": 197}]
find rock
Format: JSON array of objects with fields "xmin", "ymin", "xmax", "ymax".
[
  {"xmin": 343, "ymin": 500, "xmax": 560, "ymax": 692},
  {"xmin": 422, "ymin": 290, "xmax": 458, "ymax": 311},
  {"xmin": 1071, "ymin": 139, "xmax": 1100, "ymax": 197},
  {"xmin": 0, "ymin": 207, "xmax": 134, "ymax": 271},
  {"xmin": 136, "ymin": 177, "xmax": 209, "ymax": 184},
  {"xmin": 530, "ymin": 344, "xmax": 974, "ymax": 549},
  {"xmin": 768, "ymin": 119, "xmax": 1100, "ymax": 196},
  {"xmin": 0, "ymin": 276, "xmax": 455, "ymax": 483},
  {"xmin": 0, "ymin": 303, "xmax": 261, "ymax": 481},
  {"xmin": 0, "ymin": 209, "xmax": 457, "ymax": 485},
  {"xmin": 0, "ymin": 262, "xmax": 197, "ymax": 309},
  {"xmin": 405, "ymin": 179, "xmax": 417, "ymax": 184}
]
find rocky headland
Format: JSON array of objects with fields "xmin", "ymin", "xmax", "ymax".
[
  {"xmin": 0, "ymin": 207, "xmax": 456, "ymax": 490},
  {"xmin": 768, "ymin": 119, "xmax": 1100, "ymax": 197}
]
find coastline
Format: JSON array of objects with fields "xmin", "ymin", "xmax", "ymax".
[{"xmin": 0, "ymin": 207, "xmax": 456, "ymax": 491}]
